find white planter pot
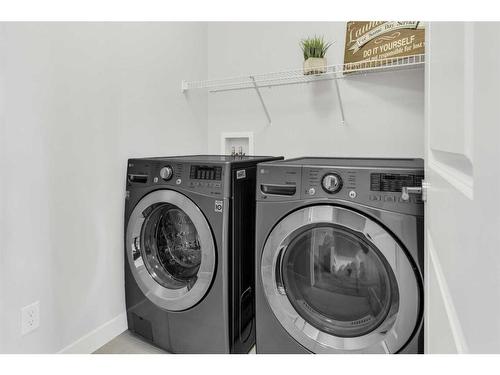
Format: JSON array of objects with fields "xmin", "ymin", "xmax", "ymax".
[{"xmin": 303, "ymin": 57, "xmax": 327, "ymax": 75}]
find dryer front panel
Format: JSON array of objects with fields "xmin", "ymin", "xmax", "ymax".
[
  {"xmin": 261, "ymin": 205, "xmax": 421, "ymax": 353},
  {"xmin": 126, "ymin": 190, "xmax": 216, "ymax": 311}
]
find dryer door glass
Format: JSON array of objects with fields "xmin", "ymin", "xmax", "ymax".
[
  {"xmin": 280, "ymin": 224, "xmax": 399, "ymax": 338},
  {"xmin": 141, "ymin": 203, "xmax": 202, "ymax": 290}
]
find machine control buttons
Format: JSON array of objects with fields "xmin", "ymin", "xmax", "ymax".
[
  {"xmin": 153, "ymin": 177, "xmax": 159, "ymax": 183},
  {"xmin": 308, "ymin": 188, "xmax": 316, "ymax": 195},
  {"xmin": 176, "ymin": 178, "xmax": 182, "ymax": 185},
  {"xmin": 159, "ymin": 166, "xmax": 173, "ymax": 181},
  {"xmin": 348, "ymin": 190, "xmax": 357, "ymax": 199},
  {"xmin": 321, "ymin": 173, "xmax": 343, "ymax": 194}
]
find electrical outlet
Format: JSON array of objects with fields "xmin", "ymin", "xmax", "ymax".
[{"xmin": 21, "ymin": 301, "xmax": 40, "ymax": 335}]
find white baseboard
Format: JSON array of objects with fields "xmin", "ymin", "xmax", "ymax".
[{"xmin": 58, "ymin": 312, "xmax": 128, "ymax": 354}]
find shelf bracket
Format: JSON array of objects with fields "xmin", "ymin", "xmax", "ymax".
[
  {"xmin": 250, "ymin": 76, "xmax": 272, "ymax": 126},
  {"xmin": 334, "ymin": 80, "xmax": 346, "ymax": 125}
]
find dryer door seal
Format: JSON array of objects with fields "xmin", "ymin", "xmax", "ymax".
[
  {"xmin": 126, "ymin": 190, "xmax": 216, "ymax": 311},
  {"xmin": 261, "ymin": 205, "xmax": 421, "ymax": 353}
]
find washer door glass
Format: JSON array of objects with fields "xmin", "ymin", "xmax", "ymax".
[
  {"xmin": 127, "ymin": 190, "xmax": 216, "ymax": 312},
  {"xmin": 261, "ymin": 205, "xmax": 421, "ymax": 353},
  {"xmin": 142, "ymin": 203, "xmax": 202, "ymax": 290},
  {"xmin": 280, "ymin": 224, "xmax": 399, "ymax": 338}
]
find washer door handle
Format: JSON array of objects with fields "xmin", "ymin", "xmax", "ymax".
[{"xmin": 275, "ymin": 246, "xmax": 286, "ymax": 295}]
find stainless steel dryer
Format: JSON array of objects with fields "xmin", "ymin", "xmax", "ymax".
[
  {"xmin": 255, "ymin": 157, "xmax": 424, "ymax": 354},
  {"xmin": 125, "ymin": 155, "xmax": 282, "ymax": 353}
]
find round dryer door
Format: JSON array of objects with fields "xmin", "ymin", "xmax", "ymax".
[
  {"xmin": 261, "ymin": 205, "xmax": 421, "ymax": 353},
  {"xmin": 126, "ymin": 190, "xmax": 216, "ymax": 311}
]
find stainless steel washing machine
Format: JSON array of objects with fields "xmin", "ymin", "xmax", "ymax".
[
  {"xmin": 255, "ymin": 157, "xmax": 424, "ymax": 354},
  {"xmin": 125, "ymin": 155, "xmax": 282, "ymax": 353}
]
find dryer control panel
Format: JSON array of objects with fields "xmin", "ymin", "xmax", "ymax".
[
  {"xmin": 300, "ymin": 166, "xmax": 423, "ymax": 215},
  {"xmin": 257, "ymin": 159, "xmax": 424, "ymax": 216}
]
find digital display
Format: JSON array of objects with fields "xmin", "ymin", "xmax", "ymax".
[
  {"xmin": 370, "ymin": 173, "xmax": 423, "ymax": 192},
  {"xmin": 190, "ymin": 165, "xmax": 222, "ymax": 180}
]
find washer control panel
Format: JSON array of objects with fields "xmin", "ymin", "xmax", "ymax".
[
  {"xmin": 185, "ymin": 165, "xmax": 223, "ymax": 195},
  {"xmin": 172, "ymin": 164, "xmax": 224, "ymax": 196},
  {"xmin": 127, "ymin": 160, "xmax": 225, "ymax": 197}
]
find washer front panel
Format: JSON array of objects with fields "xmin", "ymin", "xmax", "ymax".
[
  {"xmin": 126, "ymin": 190, "xmax": 216, "ymax": 311},
  {"xmin": 261, "ymin": 205, "xmax": 420, "ymax": 353}
]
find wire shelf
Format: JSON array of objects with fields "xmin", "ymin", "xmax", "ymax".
[
  {"xmin": 182, "ymin": 54, "xmax": 425, "ymax": 93},
  {"xmin": 182, "ymin": 54, "xmax": 425, "ymax": 126}
]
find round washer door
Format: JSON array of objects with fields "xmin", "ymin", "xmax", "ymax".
[
  {"xmin": 126, "ymin": 190, "xmax": 216, "ymax": 311},
  {"xmin": 261, "ymin": 205, "xmax": 421, "ymax": 353}
]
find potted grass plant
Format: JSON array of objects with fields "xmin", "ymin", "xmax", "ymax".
[{"xmin": 301, "ymin": 36, "xmax": 333, "ymax": 75}]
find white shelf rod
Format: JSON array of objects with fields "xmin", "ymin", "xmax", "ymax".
[
  {"xmin": 250, "ymin": 76, "xmax": 272, "ymax": 126},
  {"xmin": 334, "ymin": 80, "xmax": 346, "ymax": 126}
]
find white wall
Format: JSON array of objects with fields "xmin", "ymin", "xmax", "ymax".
[
  {"xmin": 207, "ymin": 22, "xmax": 424, "ymax": 158},
  {"xmin": 0, "ymin": 23, "xmax": 207, "ymax": 353}
]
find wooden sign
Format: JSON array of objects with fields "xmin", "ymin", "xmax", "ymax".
[{"xmin": 344, "ymin": 21, "xmax": 425, "ymax": 70}]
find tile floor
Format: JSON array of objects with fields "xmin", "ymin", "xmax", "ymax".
[
  {"xmin": 94, "ymin": 331, "xmax": 167, "ymax": 354},
  {"xmin": 94, "ymin": 330, "xmax": 256, "ymax": 354}
]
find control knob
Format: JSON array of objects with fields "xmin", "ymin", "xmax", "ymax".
[
  {"xmin": 321, "ymin": 173, "xmax": 343, "ymax": 194},
  {"xmin": 159, "ymin": 166, "xmax": 173, "ymax": 181}
]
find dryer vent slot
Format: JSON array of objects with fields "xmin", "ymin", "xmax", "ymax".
[
  {"xmin": 260, "ymin": 184, "xmax": 296, "ymax": 196},
  {"xmin": 128, "ymin": 174, "xmax": 148, "ymax": 184}
]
